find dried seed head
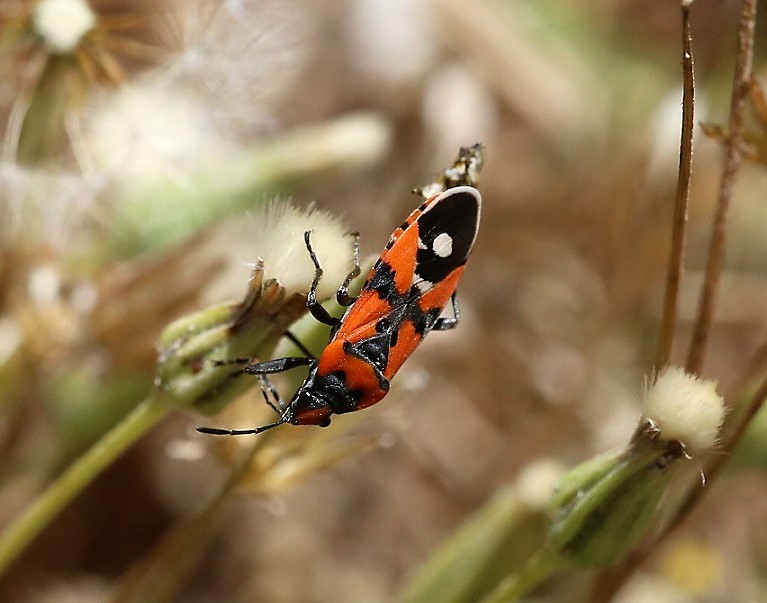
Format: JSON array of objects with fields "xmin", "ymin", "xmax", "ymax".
[
  {"xmin": 252, "ymin": 202, "xmax": 353, "ymax": 300},
  {"xmin": 642, "ymin": 366, "xmax": 725, "ymax": 454}
]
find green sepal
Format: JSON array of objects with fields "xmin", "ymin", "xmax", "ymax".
[{"xmin": 548, "ymin": 422, "xmax": 686, "ymax": 567}]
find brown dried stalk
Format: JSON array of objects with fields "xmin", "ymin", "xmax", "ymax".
[
  {"xmin": 685, "ymin": 0, "xmax": 756, "ymax": 374},
  {"xmin": 589, "ymin": 1, "xmax": 759, "ymax": 600},
  {"xmin": 655, "ymin": 1, "xmax": 695, "ymax": 370}
]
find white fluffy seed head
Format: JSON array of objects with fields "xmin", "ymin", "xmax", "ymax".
[
  {"xmin": 251, "ymin": 202, "xmax": 354, "ymax": 300},
  {"xmin": 33, "ymin": 0, "xmax": 96, "ymax": 53},
  {"xmin": 642, "ymin": 366, "xmax": 726, "ymax": 454}
]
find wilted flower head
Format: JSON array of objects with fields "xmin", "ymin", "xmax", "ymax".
[
  {"xmin": 546, "ymin": 367, "xmax": 726, "ymax": 568},
  {"xmin": 83, "ymin": 0, "xmax": 308, "ymax": 180}
]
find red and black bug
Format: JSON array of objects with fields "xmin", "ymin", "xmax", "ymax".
[{"xmin": 198, "ymin": 185, "xmax": 482, "ymax": 435}]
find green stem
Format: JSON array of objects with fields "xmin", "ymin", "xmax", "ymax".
[
  {"xmin": 481, "ymin": 548, "xmax": 563, "ymax": 603},
  {"xmin": 0, "ymin": 395, "xmax": 171, "ymax": 576}
]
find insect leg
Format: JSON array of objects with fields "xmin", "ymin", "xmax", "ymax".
[
  {"xmin": 214, "ymin": 352, "xmax": 315, "ymax": 372},
  {"xmin": 240, "ymin": 356, "xmax": 313, "ymax": 375},
  {"xmin": 304, "ymin": 230, "xmax": 342, "ymax": 326},
  {"xmin": 336, "ymin": 231, "xmax": 361, "ymax": 306},
  {"xmin": 196, "ymin": 365, "xmax": 300, "ymax": 436},
  {"xmin": 433, "ymin": 293, "xmax": 460, "ymax": 330},
  {"xmin": 259, "ymin": 374, "xmax": 286, "ymax": 414}
]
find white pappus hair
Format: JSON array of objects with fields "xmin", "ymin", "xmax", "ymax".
[{"xmin": 251, "ymin": 201, "xmax": 355, "ymax": 301}]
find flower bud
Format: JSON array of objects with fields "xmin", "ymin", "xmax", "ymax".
[
  {"xmin": 547, "ymin": 367, "xmax": 725, "ymax": 567},
  {"xmin": 155, "ymin": 261, "xmax": 307, "ymax": 415},
  {"xmin": 153, "ymin": 201, "xmax": 353, "ymax": 415},
  {"xmin": 548, "ymin": 432, "xmax": 683, "ymax": 567}
]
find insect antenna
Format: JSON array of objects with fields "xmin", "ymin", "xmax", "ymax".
[
  {"xmin": 196, "ymin": 385, "xmax": 292, "ymax": 436},
  {"xmin": 195, "ymin": 419, "xmax": 287, "ymax": 436},
  {"xmin": 284, "ymin": 331, "xmax": 316, "ymax": 359},
  {"xmin": 211, "ymin": 357, "xmax": 251, "ymax": 367}
]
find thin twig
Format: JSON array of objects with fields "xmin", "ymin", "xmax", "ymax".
[
  {"xmin": 685, "ymin": 0, "xmax": 756, "ymax": 374},
  {"xmin": 655, "ymin": 2, "xmax": 695, "ymax": 370}
]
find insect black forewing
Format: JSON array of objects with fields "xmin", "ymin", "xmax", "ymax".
[{"xmin": 414, "ymin": 187, "xmax": 481, "ymax": 288}]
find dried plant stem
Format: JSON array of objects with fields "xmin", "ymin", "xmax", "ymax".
[
  {"xmin": 655, "ymin": 2, "xmax": 695, "ymax": 370},
  {"xmin": 685, "ymin": 0, "xmax": 756, "ymax": 374},
  {"xmin": 589, "ymin": 3, "xmax": 758, "ymax": 599},
  {"xmin": 0, "ymin": 396, "xmax": 171, "ymax": 577}
]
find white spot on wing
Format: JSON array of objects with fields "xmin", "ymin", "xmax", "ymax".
[
  {"xmin": 432, "ymin": 232, "xmax": 453, "ymax": 258},
  {"xmin": 417, "ymin": 237, "xmax": 427, "ymax": 250}
]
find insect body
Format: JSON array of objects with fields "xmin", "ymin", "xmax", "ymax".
[{"xmin": 198, "ymin": 185, "xmax": 481, "ymax": 435}]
